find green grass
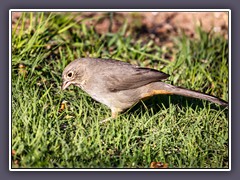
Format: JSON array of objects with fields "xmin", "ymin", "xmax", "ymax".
[{"xmin": 11, "ymin": 12, "xmax": 229, "ymax": 168}]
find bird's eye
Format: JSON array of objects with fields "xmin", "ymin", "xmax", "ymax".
[{"xmin": 67, "ymin": 72, "xmax": 73, "ymax": 78}]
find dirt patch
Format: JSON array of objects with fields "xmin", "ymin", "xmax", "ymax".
[
  {"xmin": 141, "ymin": 12, "xmax": 228, "ymax": 37},
  {"xmin": 11, "ymin": 11, "xmax": 229, "ymax": 42}
]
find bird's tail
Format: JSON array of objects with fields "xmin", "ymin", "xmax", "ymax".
[{"xmin": 143, "ymin": 82, "xmax": 228, "ymax": 106}]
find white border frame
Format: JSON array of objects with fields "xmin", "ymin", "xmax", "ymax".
[{"xmin": 9, "ymin": 9, "xmax": 231, "ymax": 171}]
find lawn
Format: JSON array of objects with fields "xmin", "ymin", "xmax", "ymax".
[{"xmin": 11, "ymin": 12, "xmax": 229, "ymax": 169}]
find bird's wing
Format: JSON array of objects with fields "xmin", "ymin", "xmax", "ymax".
[{"xmin": 104, "ymin": 66, "xmax": 170, "ymax": 92}]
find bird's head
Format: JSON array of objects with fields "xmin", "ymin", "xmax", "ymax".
[{"xmin": 61, "ymin": 59, "xmax": 85, "ymax": 90}]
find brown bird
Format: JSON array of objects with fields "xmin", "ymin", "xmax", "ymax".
[{"xmin": 61, "ymin": 58, "xmax": 228, "ymax": 122}]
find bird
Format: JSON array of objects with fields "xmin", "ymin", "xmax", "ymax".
[{"xmin": 61, "ymin": 57, "xmax": 228, "ymax": 123}]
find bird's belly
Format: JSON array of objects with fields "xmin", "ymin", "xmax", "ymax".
[{"xmin": 83, "ymin": 88, "xmax": 139, "ymax": 110}]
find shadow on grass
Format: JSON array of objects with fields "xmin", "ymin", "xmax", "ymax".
[{"xmin": 126, "ymin": 94, "xmax": 229, "ymax": 118}]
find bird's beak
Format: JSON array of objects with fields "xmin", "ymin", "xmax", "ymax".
[{"xmin": 61, "ymin": 81, "xmax": 71, "ymax": 90}]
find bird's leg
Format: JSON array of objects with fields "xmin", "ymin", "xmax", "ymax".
[{"xmin": 99, "ymin": 109, "xmax": 120, "ymax": 124}]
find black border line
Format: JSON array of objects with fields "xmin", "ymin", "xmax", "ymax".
[{"xmin": 1, "ymin": 0, "xmax": 239, "ymax": 180}]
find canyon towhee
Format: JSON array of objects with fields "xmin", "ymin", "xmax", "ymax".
[{"xmin": 62, "ymin": 58, "xmax": 228, "ymax": 122}]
